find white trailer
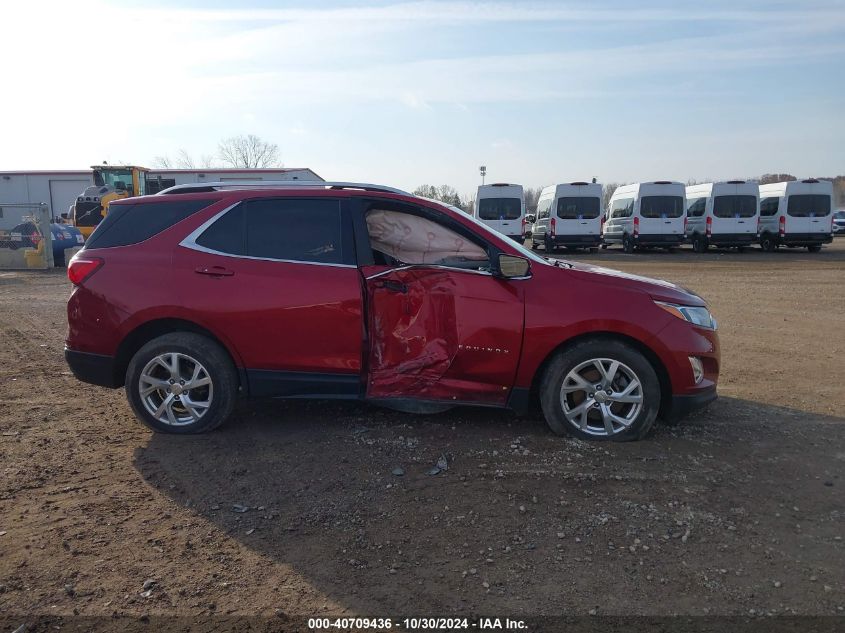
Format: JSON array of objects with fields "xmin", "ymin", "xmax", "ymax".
[{"xmin": 0, "ymin": 167, "xmax": 323, "ymax": 227}]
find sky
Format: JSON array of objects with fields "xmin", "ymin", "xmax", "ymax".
[{"xmin": 1, "ymin": 0, "xmax": 844, "ymax": 197}]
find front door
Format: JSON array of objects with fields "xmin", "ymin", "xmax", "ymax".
[
  {"xmin": 357, "ymin": 201, "xmax": 525, "ymax": 405},
  {"xmin": 364, "ymin": 266, "xmax": 524, "ymax": 405}
]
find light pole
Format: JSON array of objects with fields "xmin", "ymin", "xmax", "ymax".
[{"xmin": 479, "ymin": 165, "xmax": 486, "ymax": 185}]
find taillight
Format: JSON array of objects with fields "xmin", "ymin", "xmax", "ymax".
[
  {"xmin": 550, "ymin": 217, "xmax": 556, "ymax": 237},
  {"xmin": 705, "ymin": 216, "xmax": 712, "ymax": 237},
  {"xmin": 600, "ymin": 214, "xmax": 606, "ymax": 232},
  {"xmin": 779, "ymin": 216, "xmax": 785, "ymax": 237},
  {"xmin": 756, "ymin": 217, "xmax": 761, "ymax": 234},
  {"xmin": 683, "ymin": 215, "xmax": 688, "ymax": 233},
  {"xmin": 633, "ymin": 216, "xmax": 639, "ymax": 237},
  {"xmin": 67, "ymin": 255, "xmax": 103, "ymax": 285},
  {"xmin": 521, "ymin": 217, "xmax": 527, "ymax": 235}
]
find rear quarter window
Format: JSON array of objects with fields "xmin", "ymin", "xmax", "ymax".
[{"xmin": 86, "ymin": 199, "xmax": 214, "ymax": 249}]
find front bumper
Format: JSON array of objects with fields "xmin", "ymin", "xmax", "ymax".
[
  {"xmin": 65, "ymin": 347, "xmax": 120, "ymax": 388},
  {"xmin": 662, "ymin": 385, "xmax": 717, "ymax": 422}
]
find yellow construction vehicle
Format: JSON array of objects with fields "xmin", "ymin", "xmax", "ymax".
[{"xmin": 70, "ymin": 165, "xmax": 149, "ymax": 238}]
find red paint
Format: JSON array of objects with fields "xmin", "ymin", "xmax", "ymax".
[{"xmin": 66, "ymin": 187, "xmax": 720, "ymax": 410}]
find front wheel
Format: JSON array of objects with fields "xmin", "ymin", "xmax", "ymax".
[
  {"xmin": 539, "ymin": 339, "xmax": 661, "ymax": 442},
  {"xmin": 760, "ymin": 235, "xmax": 777, "ymax": 252},
  {"xmin": 125, "ymin": 332, "xmax": 238, "ymax": 434}
]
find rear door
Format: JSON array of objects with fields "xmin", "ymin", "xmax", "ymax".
[
  {"xmin": 358, "ymin": 202, "xmax": 524, "ymax": 405},
  {"xmin": 477, "ymin": 196, "xmax": 523, "ymax": 237},
  {"xmin": 556, "ymin": 196, "xmax": 601, "ymax": 238},
  {"xmin": 639, "ymin": 195, "xmax": 684, "ymax": 236},
  {"xmin": 712, "ymin": 191, "xmax": 756, "ymax": 237},
  {"xmin": 174, "ymin": 196, "xmax": 364, "ymax": 396}
]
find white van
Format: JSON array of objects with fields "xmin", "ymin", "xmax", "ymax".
[
  {"xmin": 758, "ymin": 179, "xmax": 834, "ymax": 252},
  {"xmin": 603, "ymin": 181, "xmax": 686, "ymax": 253},
  {"xmin": 475, "ymin": 183, "xmax": 526, "ymax": 242},
  {"xmin": 531, "ymin": 182, "xmax": 603, "ymax": 252},
  {"xmin": 685, "ymin": 181, "xmax": 759, "ymax": 252}
]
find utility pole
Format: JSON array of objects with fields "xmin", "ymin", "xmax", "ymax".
[{"xmin": 479, "ymin": 165, "xmax": 486, "ymax": 185}]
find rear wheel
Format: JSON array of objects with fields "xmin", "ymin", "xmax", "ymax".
[
  {"xmin": 544, "ymin": 235, "xmax": 555, "ymax": 253},
  {"xmin": 125, "ymin": 332, "xmax": 238, "ymax": 434},
  {"xmin": 692, "ymin": 235, "xmax": 708, "ymax": 253},
  {"xmin": 622, "ymin": 234, "xmax": 635, "ymax": 253},
  {"xmin": 600, "ymin": 243, "xmax": 609, "ymax": 250},
  {"xmin": 807, "ymin": 244, "xmax": 821, "ymax": 253},
  {"xmin": 539, "ymin": 339, "xmax": 660, "ymax": 442}
]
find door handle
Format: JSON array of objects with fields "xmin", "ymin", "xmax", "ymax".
[
  {"xmin": 195, "ymin": 265, "xmax": 234, "ymax": 277},
  {"xmin": 376, "ymin": 279, "xmax": 407, "ymax": 293}
]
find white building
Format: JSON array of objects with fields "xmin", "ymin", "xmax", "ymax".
[{"xmin": 0, "ymin": 167, "xmax": 323, "ymax": 227}]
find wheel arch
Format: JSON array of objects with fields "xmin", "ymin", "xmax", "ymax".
[
  {"xmin": 113, "ymin": 318, "xmax": 244, "ymax": 390},
  {"xmin": 527, "ymin": 331, "xmax": 673, "ymax": 419}
]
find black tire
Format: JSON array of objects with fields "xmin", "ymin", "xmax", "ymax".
[
  {"xmin": 600, "ymin": 243, "xmax": 608, "ymax": 249},
  {"xmin": 589, "ymin": 247, "xmax": 599, "ymax": 253},
  {"xmin": 622, "ymin": 234, "xmax": 635, "ymax": 253},
  {"xmin": 544, "ymin": 235, "xmax": 555, "ymax": 253},
  {"xmin": 807, "ymin": 245, "xmax": 821, "ymax": 253},
  {"xmin": 539, "ymin": 339, "xmax": 661, "ymax": 442},
  {"xmin": 665, "ymin": 247, "xmax": 676, "ymax": 253},
  {"xmin": 760, "ymin": 235, "xmax": 777, "ymax": 252},
  {"xmin": 692, "ymin": 235, "xmax": 707, "ymax": 253},
  {"xmin": 530, "ymin": 240, "xmax": 539, "ymax": 250},
  {"xmin": 736, "ymin": 246, "xmax": 746, "ymax": 253},
  {"xmin": 125, "ymin": 332, "xmax": 238, "ymax": 434}
]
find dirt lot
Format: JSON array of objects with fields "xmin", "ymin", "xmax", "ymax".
[{"xmin": 1, "ymin": 241, "xmax": 844, "ymax": 627}]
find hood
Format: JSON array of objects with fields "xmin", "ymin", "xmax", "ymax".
[{"xmin": 562, "ymin": 260, "xmax": 707, "ymax": 306}]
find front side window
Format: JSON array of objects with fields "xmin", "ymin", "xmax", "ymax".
[
  {"xmin": 478, "ymin": 198, "xmax": 521, "ymax": 220},
  {"xmin": 366, "ymin": 208, "xmax": 489, "ymax": 270},
  {"xmin": 760, "ymin": 197, "xmax": 780, "ymax": 217},
  {"xmin": 787, "ymin": 194, "xmax": 831, "ymax": 217},
  {"xmin": 640, "ymin": 196, "xmax": 684, "ymax": 218},
  {"xmin": 611, "ymin": 197, "xmax": 633, "ymax": 218},
  {"xmin": 195, "ymin": 198, "xmax": 347, "ymax": 265},
  {"xmin": 687, "ymin": 198, "xmax": 706, "ymax": 217},
  {"xmin": 557, "ymin": 197, "xmax": 600, "ymax": 219},
  {"xmin": 713, "ymin": 195, "xmax": 757, "ymax": 218}
]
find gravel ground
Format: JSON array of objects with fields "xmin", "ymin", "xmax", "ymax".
[{"xmin": 0, "ymin": 241, "xmax": 843, "ymax": 627}]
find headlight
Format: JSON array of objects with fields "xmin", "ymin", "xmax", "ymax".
[{"xmin": 655, "ymin": 301, "xmax": 717, "ymax": 329}]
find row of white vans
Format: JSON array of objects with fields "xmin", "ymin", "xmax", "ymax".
[{"xmin": 474, "ymin": 179, "xmax": 836, "ymax": 253}]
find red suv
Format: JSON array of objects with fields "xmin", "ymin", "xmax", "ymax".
[{"xmin": 65, "ymin": 182, "xmax": 719, "ymax": 441}]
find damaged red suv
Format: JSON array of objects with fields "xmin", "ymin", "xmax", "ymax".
[{"xmin": 65, "ymin": 182, "xmax": 719, "ymax": 441}]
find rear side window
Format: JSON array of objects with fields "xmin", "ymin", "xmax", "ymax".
[
  {"xmin": 687, "ymin": 198, "xmax": 706, "ymax": 217},
  {"xmin": 713, "ymin": 195, "xmax": 757, "ymax": 218},
  {"xmin": 194, "ymin": 198, "xmax": 349, "ymax": 265},
  {"xmin": 760, "ymin": 197, "xmax": 780, "ymax": 217},
  {"xmin": 86, "ymin": 199, "xmax": 214, "ymax": 249},
  {"xmin": 557, "ymin": 197, "xmax": 600, "ymax": 219},
  {"xmin": 640, "ymin": 196, "xmax": 684, "ymax": 218},
  {"xmin": 787, "ymin": 194, "xmax": 831, "ymax": 217},
  {"xmin": 478, "ymin": 198, "xmax": 521, "ymax": 220}
]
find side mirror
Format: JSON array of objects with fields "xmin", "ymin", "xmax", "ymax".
[{"xmin": 496, "ymin": 254, "xmax": 530, "ymax": 279}]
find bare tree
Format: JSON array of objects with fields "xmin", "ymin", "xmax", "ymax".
[
  {"xmin": 757, "ymin": 173, "xmax": 796, "ymax": 185},
  {"xmin": 218, "ymin": 134, "xmax": 281, "ymax": 168},
  {"xmin": 602, "ymin": 183, "xmax": 623, "ymax": 211},
  {"xmin": 413, "ymin": 184, "xmax": 464, "ymax": 210},
  {"xmin": 151, "ymin": 149, "xmax": 218, "ymax": 170},
  {"xmin": 523, "ymin": 187, "xmax": 543, "ymax": 214}
]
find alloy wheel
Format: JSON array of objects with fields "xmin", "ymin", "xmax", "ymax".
[
  {"xmin": 559, "ymin": 358, "xmax": 644, "ymax": 437},
  {"xmin": 139, "ymin": 352, "xmax": 213, "ymax": 426}
]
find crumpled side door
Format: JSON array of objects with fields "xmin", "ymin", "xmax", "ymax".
[{"xmin": 363, "ymin": 265, "xmax": 524, "ymax": 405}]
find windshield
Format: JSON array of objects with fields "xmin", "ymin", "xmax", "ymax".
[
  {"xmin": 557, "ymin": 197, "xmax": 600, "ymax": 219},
  {"xmin": 713, "ymin": 195, "xmax": 757, "ymax": 218},
  {"xmin": 478, "ymin": 197, "xmax": 522, "ymax": 220},
  {"xmin": 787, "ymin": 194, "xmax": 831, "ymax": 217},
  {"xmin": 94, "ymin": 169, "xmax": 133, "ymax": 191},
  {"xmin": 640, "ymin": 196, "xmax": 684, "ymax": 219}
]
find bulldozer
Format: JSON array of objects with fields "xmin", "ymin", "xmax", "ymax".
[{"xmin": 69, "ymin": 165, "xmax": 149, "ymax": 238}]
